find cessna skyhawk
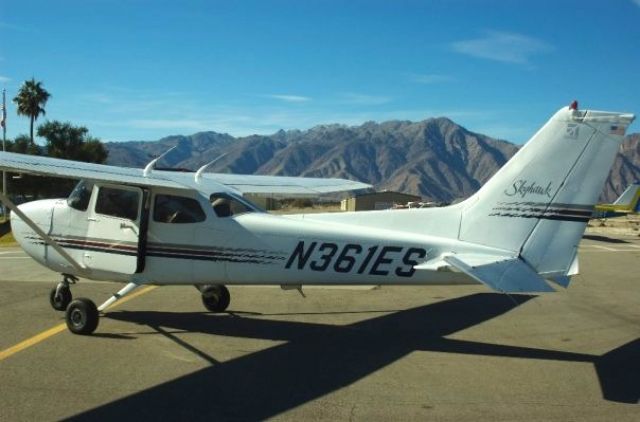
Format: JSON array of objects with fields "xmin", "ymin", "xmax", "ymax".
[{"xmin": 0, "ymin": 103, "xmax": 634, "ymax": 335}]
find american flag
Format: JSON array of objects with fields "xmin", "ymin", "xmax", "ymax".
[{"xmin": 609, "ymin": 125, "xmax": 626, "ymax": 136}]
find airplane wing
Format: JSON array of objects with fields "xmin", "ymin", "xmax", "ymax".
[
  {"xmin": 197, "ymin": 173, "xmax": 372, "ymax": 195},
  {"xmin": 0, "ymin": 151, "xmax": 187, "ymax": 189},
  {"xmin": 0, "ymin": 151, "xmax": 372, "ymax": 195}
]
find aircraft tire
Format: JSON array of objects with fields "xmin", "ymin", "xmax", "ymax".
[
  {"xmin": 49, "ymin": 287, "xmax": 72, "ymax": 311},
  {"xmin": 65, "ymin": 298, "xmax": 99, "ymax": 335},
  {"xmin": 201, "ymin": 285, "xmax": 231, "ymax": 312}
]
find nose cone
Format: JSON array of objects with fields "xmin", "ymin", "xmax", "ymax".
[{"xmin": 10, "ymin": 199, "xmax": 58, "ymax": 257}]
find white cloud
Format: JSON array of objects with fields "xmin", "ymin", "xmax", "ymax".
[
  {"xmin": 408, "ymin": 73, "xmax": 452, "ymax": 84},
  {"xmin": 451, "ymin": 30, "xmax": 553, "ymax": 64},
  {"xmin": 82, "ymin": 102, "xmax": 513, "ymax": 142},
  {"xmin": 339, "ymin": 93, "xmax": 392, "ymax": 106},
  {"xmin": 633, "ymin": 0, "xmax": 640, "ymax": 7},
  {"xmin": 63, "ymin": 87, "xmax": 517, "ymax": 142},
  {"xmin": 0, "ymin": 75, "xmax": 10, "ymax": 83},
  {"xmin": 266, "ymin": 94, "xmax": 311, "ymax": 103},
  {"xmin": 79, "ymin": 93, "xmax": 115, "ymax": 104}
]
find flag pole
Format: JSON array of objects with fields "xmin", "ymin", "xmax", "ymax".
[{"xmin": 2, "ymin": 88, "xmax": 6, "ymax": 220}]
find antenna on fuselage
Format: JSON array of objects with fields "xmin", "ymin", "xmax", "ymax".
[
  {"xmin": 194, "ymin": 153, "xmax": 228, "ymax": 184},
  {"xmin": 143, "ymin": 145, "xmax": 177, "ymax": 177}
]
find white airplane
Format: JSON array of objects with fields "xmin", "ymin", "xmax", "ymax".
[{"xmin": 0, "ymin": 103, "xmax": 634, "ymax": 335}]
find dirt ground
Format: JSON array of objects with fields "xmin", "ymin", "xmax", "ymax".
[{"xmin": 586, "ymin": 214, "xmax": 640, "ymax": 238}]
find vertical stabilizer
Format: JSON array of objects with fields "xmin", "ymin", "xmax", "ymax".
[{"xmin": 458, "ymin": 105, "xmax": 634, "ymax": 276}]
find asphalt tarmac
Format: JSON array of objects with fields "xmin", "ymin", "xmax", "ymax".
[{"xmin": 0, "ymin": 234, "xmax": 639, "ymax": 421}]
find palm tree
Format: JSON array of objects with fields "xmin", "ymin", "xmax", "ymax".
[{"xmin": 13, "ymin": 78, "xmax": 51, "ymax": 144}]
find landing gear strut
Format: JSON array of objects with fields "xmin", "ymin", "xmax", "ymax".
[
  {"xmin": 199, "ymin": 285, "xmax": 231, "ymax": 312},
  {"xmin": 49, "ymin": 274, "xmax": 78, "ymax": 311},
  {"xmin": 64, "ymin": 281, "xmax": 142, "ymax": 335}
]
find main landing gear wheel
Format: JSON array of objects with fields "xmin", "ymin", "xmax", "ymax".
[
  {"xmin": 65, "ymin": 298, "xmax": 99, "ymax": 335},
  {"xmin": 49, "ymin": 286, "xmax": 72, "ymax": 311},
  {"xmin": 201, "ymin": 285, "xmax": 231, "ymax": 312}
]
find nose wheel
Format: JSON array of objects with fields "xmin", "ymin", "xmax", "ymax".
[
  {"xmin": 49, "ymin": 286, "xmax": 72, "ymax": 311},
  {"xmin": 49, "ymin": 274, "xmax": 78, "ymax": 311}
]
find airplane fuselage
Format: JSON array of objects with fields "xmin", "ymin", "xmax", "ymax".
[{"xmin": 10, "ymin": 183, "xmax": 504, "ymax": 287}]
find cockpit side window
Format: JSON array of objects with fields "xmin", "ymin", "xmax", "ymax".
[
  {"xmin": 95, "ymin": 187, "xmax": 140, "ymax": 221},
  {"xmin": 67, "ymin": 180, "xmax": 94, "ymax": 211},
  {"xmin": 210, "ymin": 193, "xmax": 260, "ymax": 218},
  {"xmin": 153, "ymin": 194, "xmax": 206, "ymax": 224}
]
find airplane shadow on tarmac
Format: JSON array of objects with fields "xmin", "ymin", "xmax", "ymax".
[
  {"xmin": 70, "ymin": 293, "xmax": 639, "ymax": 420},
  {"xmin": 582, "ymin": 234, "xmax": 631, "ymax": 244}
]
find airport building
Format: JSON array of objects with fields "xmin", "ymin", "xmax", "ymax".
[
  {"xmin": 340, "ymin": 191, "xmax": 422, "ymax": 211},
  {"xmin": 244, "ymin": 194, "xmax": 280, "ymax": 211}
]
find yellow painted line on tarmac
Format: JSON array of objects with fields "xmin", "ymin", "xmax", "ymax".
[
  {"xmin": 0, "ymin": 324, "xmax": 67, "ymax": 361},
  {"xmin": 0, "ymin": 285, "xmax": 157, "ymax": 362}
]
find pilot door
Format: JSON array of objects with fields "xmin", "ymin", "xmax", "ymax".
[{"xmin": 84, "ymin": 185, "xmax": 143, "ymax": 274}]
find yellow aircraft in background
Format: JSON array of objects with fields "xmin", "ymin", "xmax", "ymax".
[{"xmin": 593, "ymin": 183, "xmax": 640, "ymax": 218}]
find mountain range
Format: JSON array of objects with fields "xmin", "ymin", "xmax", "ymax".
[{"xmin": 105, "ymin": 118, "xmax": 640, "ymax": 203}]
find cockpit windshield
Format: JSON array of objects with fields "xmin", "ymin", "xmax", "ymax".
[
  {"xmin": 210, "ymin": 192, "xmax": 263, "ymax": 218},
  {"xmin": 67, "ymin": 180, "xmax": 94, "ymax": 211}
]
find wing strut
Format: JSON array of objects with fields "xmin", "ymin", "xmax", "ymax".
[{"xmin": 0, "ymin": 191, "xmax": 88, "ymax": 275}]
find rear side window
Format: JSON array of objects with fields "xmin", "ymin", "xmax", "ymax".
[
  {"xmin": 154, "ymin": 194, "xmax": 206, "ymax": 224},
  {"xmin": 95, "ymin": 187, "xmax": 140, "ymax": 220}
]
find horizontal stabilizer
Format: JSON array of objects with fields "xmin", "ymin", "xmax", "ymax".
[
  {"xmin": 443, "ymin": 254, "xmax": 555, "ymax": 293},
  {"xmin": 548, "ymin": 276, "xmax": 571, "ymax": 288}
]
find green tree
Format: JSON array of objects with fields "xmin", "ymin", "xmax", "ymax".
[
  {"xmin": 37, "ymin": 121, "xmax": 108, "ymax": 164},
  {"xmin": 12, "ymin": 78, "xmax": 51, "ymax": 144},
  {"xmin": 7, "ymin": 134, "xmax": 42, "ymax": 155}
]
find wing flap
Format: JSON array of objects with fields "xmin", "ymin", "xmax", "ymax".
[
  {"xmin": 443, "ymin": 254, "xmax": 555, "ymax": 293},
  {"xmin": 202, "ymin": 173, "xmax": 372, "ymax": 196}
]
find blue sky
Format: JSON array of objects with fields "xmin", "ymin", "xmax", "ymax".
[{"xmin": 1, "ymin": 0, "xmax": 639, "ymax": 144}]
